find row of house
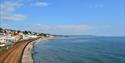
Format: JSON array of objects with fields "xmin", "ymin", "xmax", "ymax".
[{"xmin": 0, "ymin": 29, "xmax": 42, "ymax": 47}]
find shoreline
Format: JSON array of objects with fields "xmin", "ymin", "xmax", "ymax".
[{"xmin": 21, "ymin": 37, "xmax": 55, "ymax": 63}]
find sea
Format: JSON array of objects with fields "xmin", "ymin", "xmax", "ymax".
[{"xmin": 32, "ymin": 36, "xmax": 125, "ymax": 63}]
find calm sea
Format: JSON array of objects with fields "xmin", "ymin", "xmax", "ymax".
[{"xmin": 32, "ymin": 36, "xmax": 125, "ymax": 63}]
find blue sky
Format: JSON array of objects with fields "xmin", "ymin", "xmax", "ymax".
[{"xmin": 0, "ymin": 0, "xmax": 125, "ymax": 36}]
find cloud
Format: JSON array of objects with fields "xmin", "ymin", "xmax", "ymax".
[
  {"xmin": 0, "ymin": 1, "xmax": 27, "ymax": 21},
  {"xmin": 29, "ymin": 24, "xmax": 95, "ymax": 35},
  {"xmin": 31, "ymin": 2, "xmax": 48, "ymax": 7},
  {"xmin": 0, "ymin": 24, "xmax": 14, "ymax": 29},
  {"xmin": 0, "ymin": 24, "xmax": 95, "ymax": 35},
  {"xmin": 0, "ymin": 2, "xmax": 22, "ymax": 12},
  {"xmin": 0, "ymin": 1, "xmax": 48, "ymax": 21},
  {"xmin": 0, "ymin": 14, "xmax": 27, "ymax": 21}
]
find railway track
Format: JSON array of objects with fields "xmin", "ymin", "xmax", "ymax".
[{"xmin": 0, "ymin": 38, "xmax": 39, "ymax": 63}]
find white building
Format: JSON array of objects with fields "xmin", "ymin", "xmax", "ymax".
[{"xmin": 0, "ymin": 35, "xmax": 15, "ymax": 47}]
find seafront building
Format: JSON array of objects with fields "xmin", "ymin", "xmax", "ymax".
[{"xmin": 0, "ymin": 29, "xmax": 39, "ymax": 47}]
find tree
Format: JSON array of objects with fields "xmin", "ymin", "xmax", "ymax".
[
  {"xmin": 17, "ymin": 30, "xmax": 21, "ymax": 33},
  {"xmin": 23, "ymin": 31, "xmax": 28, "ymax": 34},
  {"xmin": 0, "ymin": 27, "xmax": 3, "ymax": 33}
]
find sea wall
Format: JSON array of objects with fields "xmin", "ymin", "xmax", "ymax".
[{"xmin": 21, "ymin": 37, "xmax": 55, "ymax": 63}]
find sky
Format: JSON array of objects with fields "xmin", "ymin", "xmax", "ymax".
[{"xmin": 0, "ymin": 0, "xmax": 125, "ymax": 36}]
